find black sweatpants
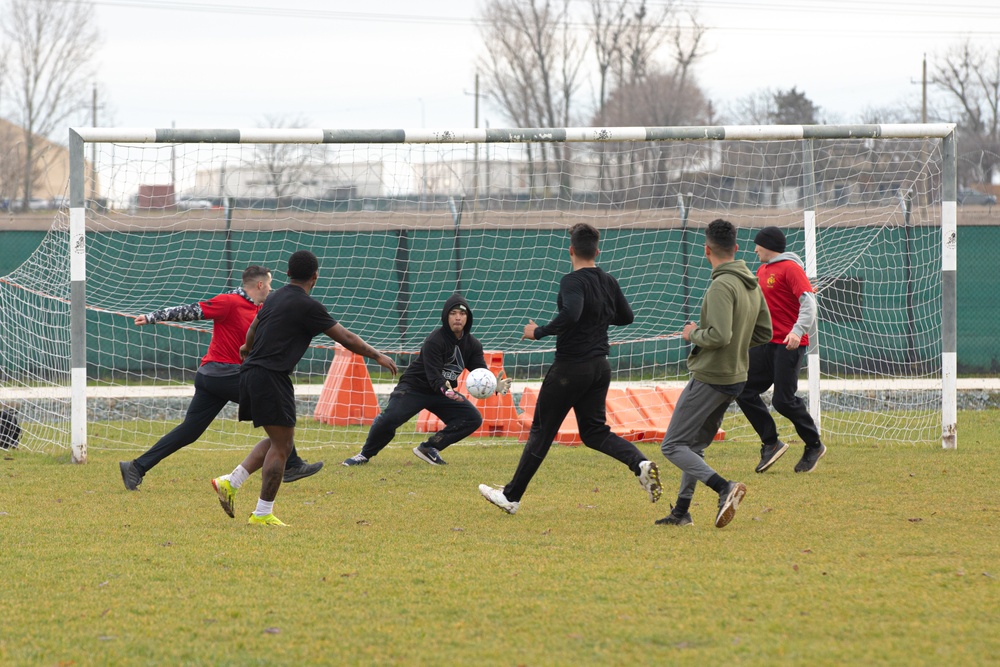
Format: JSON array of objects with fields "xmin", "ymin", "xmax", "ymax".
[
  {"xmin": 133, "ymin": 369, "xmax": 305, "ymax": 474},
  {"xmin": 735, "ymin": 343, "xmax": 821, "ymax": 448},
  {"xmin": 359, "ymin": 384, "xmax": 484, "ymax": 459},
  {"xmin": 503, "ymin": 357, "xmax": 647, "ymax": 502}
]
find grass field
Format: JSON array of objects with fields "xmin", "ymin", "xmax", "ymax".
[{"xmin": 1, "ymin": 411, "xmax": 998, "ymax": 666}]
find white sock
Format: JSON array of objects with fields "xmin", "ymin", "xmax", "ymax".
[
  {"xmin": 229, "ymin": 465, "xmax": 250, "ymax": 489},
  {"xmin": 254, "ymin": 498, "xmax": 274, "ymax": 517}
]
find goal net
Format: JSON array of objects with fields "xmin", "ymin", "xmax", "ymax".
[{"xmin": 0, "ymin": 124, "xmax": 957, "ymax": 459}]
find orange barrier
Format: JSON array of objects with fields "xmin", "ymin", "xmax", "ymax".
[
  {"xmin": 631, "ymin": 385, "xmax": 724, "ymax": 441},
  {"xmin": 605, "ymin": 388, "xmax": 662, "ymax": 443},
  {"xmin": 419, "ymin": 378, "xmax": 725, "ymax": 443},
  {"xmin": 313, "ymin": 346, "xmax": 380, "ymax": 426},
  {"xmin": 416, "ymin": 351, "xmax": 525, "ymax": 438}
]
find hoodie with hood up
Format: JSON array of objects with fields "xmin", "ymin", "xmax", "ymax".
[
  {"xmin": 398, "ymin": 294, "xmax": 488, "ymax": 395},
  {"xmin": 687, "ymin": 260, "xmax": 772, "ymax": 385}
]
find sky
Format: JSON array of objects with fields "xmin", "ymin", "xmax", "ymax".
[{"xmin": 86, "ymin": 0, "xmax": 1000, "ymax": 132}]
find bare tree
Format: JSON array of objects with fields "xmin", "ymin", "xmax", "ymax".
[
  {"xmin": 478, "ymin": 0, "xmax": 582, "ymax": 199},
  {"xmin": 250, "ymin": 114, "xmax": 322, "ymax": 204},
  {"xmin": 931, "ymin": 40, "xmax": 1000, "ymax": 184},
  {"xmin": 1, "ymin": 0, "xmax": 100, "ymax": 209},
  {"xmin": 587, "ymin": 1, "xmax": 707, "ymax": 206}
]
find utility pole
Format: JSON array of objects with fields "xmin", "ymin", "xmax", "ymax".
[
  {"xmin": 473, "ymin": 72, "xmax": 479, "ymax": 213},
  {"xmin": 922, "ymin": 53, "xmax": 927, "ymax": 124},
  {"xmin": 170, "ymin": 120, "xmax": 176, "ymax": 204},
  {"xmin": 90, "ymin": 84, "xmax": 97, "ymax": 209}
]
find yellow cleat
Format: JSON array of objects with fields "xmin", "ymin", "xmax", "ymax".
[
  {"xmin": 211, "ymin": 477, "xmax": 236, "ymax": 518},
  {"xmin": 247, "ymin": 513, "xmax": 287, "ymax": 526}
]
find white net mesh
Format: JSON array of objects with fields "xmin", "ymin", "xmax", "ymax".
[{"xmin": 0, "ymin": 129, "xmax": 946, "ymax": 454}]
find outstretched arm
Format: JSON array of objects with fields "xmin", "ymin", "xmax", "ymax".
[
  {"xmin": 324, "ymin": 323, "xmax": 398, "ymax": 375},
  {"xmin": 136, "ymin": 303, "xmax": 204, "ymax": 326}
]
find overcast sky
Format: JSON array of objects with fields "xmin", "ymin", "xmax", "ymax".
[{"xmin": 87, "ymin": 0, "xmax": 1000, "ymax": 132}]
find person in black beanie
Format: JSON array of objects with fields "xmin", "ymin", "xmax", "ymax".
[{"xmin": 736, "ymin": 226, "xmax": 827, "ymax": 474}]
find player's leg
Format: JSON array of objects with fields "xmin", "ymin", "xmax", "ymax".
[
  {"xmin": 258, "ymin": 425, "xmax": 293, "ymax": 502},
  {"xmin": 737, "ymin": 344, "xmax": 790, "ymax": 472},
  {"xmin": 735, "ymin": 343, "xmax": 780, "ymax": 444},
  {"xmin": 501, "ymin": 361, "xmax": 579, "ymax": 502},
  {"xmin": 351, "ymin": 389, "xmax": 423, "ymax": 462},
  {"xmin": 573, "ymin": 358, "xmax": 660, "ymax": 502},
  {"xmin": 423, "ymin": 393, "xmax": 484, "ymax": 451},
  {"xmin": 575, "ymin": 357, "xmax": 646, "ymax": 472},
  {"xmin": 771, "ymin": 345, "xmax": 821, "ymax": 446},
  {"xmin": 133, "ymin": 371, "xmax": 231, "ymax": 475},
  {"xmin": 660, "ymin": 380, "xmax": 745, "ymax": 527}
]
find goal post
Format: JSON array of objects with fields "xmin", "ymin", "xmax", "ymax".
[{"xmin": 16, "ymin": 123, "xmax": 960, "ymax": 460}]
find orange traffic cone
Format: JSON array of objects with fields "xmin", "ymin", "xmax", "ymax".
[{"xmin": 313, "ymin": 345, "xmax": 381, "ymax": 426}]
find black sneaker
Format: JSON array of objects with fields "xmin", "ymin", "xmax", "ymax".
[
  {"xmin": 715, "ymin": 481, "xmax": 747, "ymax": 528},
  {"xmin": 119, "ymin": 460, "xmax": 143, "ymax": 491},
  {"xmin": 341, "ymin": 453, "xmax": 369, "ymax": 467},
  {"xmin": 794, "ymin": 443, "xmax": 827, "ymax": 473},
  {"xmin": 755, "ymin": 440, "xmax": 789, "ymax": 473},
  {"xmin": 282, "ymin": 460, "xmax": 324, "ymax": 483},
  {"xmin": 655, "ymin": 506, "xmax": 693, "ymax": 527},
  {"xmin": 413, "ymin": 445, "xmax": 447, "ymax": 465}
]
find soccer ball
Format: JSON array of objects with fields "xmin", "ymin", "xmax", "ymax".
[{"xmin": 465, "ymin": 368, "xmax": 497, "ymax": 399}]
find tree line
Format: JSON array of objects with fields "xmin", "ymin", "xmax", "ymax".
[{"xmin": 1, "ymin": 0, "xmax": 998, "ymax": 211}]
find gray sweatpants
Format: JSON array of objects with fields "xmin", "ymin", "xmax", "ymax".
[{"xmin": 660, "ymin": 379, "xmax": 735, "ymax": 501}]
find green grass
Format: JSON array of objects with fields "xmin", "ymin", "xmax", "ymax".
[{"xmin": 2, "ymin": 412, "xmax": 998, "ymax": 666}]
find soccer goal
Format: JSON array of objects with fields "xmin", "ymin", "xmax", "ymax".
[{"xmin": 0, "ymin": 123, "xmax": 957, "ymax": 461}]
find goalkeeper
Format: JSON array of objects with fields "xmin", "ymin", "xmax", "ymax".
[
  {"xmin": 118, "ymin": 265, "xmax": 322, "ymax": 491},
  {"xmin": 341, "ymin": 294, "xmax": 511, "ymax": 467}
]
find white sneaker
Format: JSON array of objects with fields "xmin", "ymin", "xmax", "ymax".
[
  {"xmin": 479, "ymin": 484, "xmax": 519, "ymax": 514},
  {"xmin": 637, "ymin": 460, "xmax": 662, "ymax": 503}
]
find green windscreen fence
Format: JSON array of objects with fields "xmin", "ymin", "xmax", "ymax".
[{"xmin": 2, "ymin": 224, "xmax": 996, "ymax": 379}]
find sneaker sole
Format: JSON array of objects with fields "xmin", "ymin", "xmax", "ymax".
[
  {"xmin": 639, "ymin": 461, "xmax": 662, "ymax": 503},
  {"xmin": 211, "ymin": 479, "xmax": 236, "ymax": 518},
  {"xmin": 795, "ymin": 445, "xmax": 827, "ymax": 473},
  {"xmin": 755, "ymin": 442, "xmax": 790, "ymax": 473},
  {"xmin": 413, "ymin": 447, "xmax": 446, "ymax": 465},
  {"xmin": 715, "ymin": 482, "xmax": 747, "ymax": 528}
]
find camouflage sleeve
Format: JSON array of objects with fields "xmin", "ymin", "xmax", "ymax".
[{"xmin": 145, "ymin": 303, "xmax": 204, "ymax": 323}]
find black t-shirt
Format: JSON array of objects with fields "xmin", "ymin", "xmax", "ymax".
[
  {"xmin": 533, "ymin": 267, "xmax": 634, "ymax": 363},
  {"xmin": 242, "ymin": 284, "xmax": 337, "ymax": 374}
]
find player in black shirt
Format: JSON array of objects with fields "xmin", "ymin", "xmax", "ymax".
[
  {"xmin": 341, "ymin": 294, "xmax": 511, "ymax": 467},
  {"xmin": 211, "ymin": 250, "xmax": 398, "ymax": 526},
  {"xmin": 479, "ymin": 223, "xmax": 662, "ymax": 514}
]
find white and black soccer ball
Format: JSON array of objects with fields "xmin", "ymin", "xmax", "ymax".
[{"xmin": 465, "ymin": 368, "xmax": 497, "ymax": 399}]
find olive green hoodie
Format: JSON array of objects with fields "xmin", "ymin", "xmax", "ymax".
[{"xmin": 687, "ymin": 259, "xmax": 772, "ymax": 385}]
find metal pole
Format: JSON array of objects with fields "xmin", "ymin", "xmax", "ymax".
[
  {"xmin": 90, "ymin": 85, "xmax": 97, "ymax": 209},
  {"xmin": 941, "ymin": 131, "xmax": 958, "ymax": 448},
  {"xmin": 69, "ymin": 130, "xmax": 88, "ymax": 463},
  {"xmin": 803, "ymin": 141, "xmax": 821, "ymax": 431},
  {"xmin": 902, "ymin": 189, "xmax": 916, "ymax": 364}
]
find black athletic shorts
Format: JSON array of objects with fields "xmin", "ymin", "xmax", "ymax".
[{"xmin": 238, "ymin": 365, "xmax": 296, "ymax": 428}]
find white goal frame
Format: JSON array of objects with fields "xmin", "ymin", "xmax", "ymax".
[{"xmin": 66, "ymin": 123, "xmax": 959, "ymax": 463}]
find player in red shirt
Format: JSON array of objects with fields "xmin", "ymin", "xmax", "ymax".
[
  {"xmin": 118, "ymin": 265, "xmax": 323, "ymax": 490},
  {"xmin": 736, "ymin": 227, "xmax": 826, "ymax": 474}
]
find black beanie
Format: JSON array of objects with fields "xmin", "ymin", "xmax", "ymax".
[{"xmin": 754, "ymin": 226, "xmax": 786, "ymax": 253}]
